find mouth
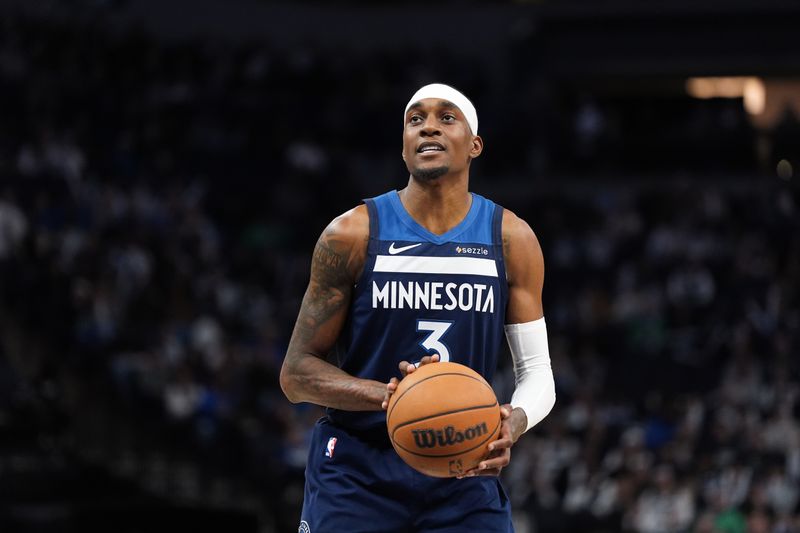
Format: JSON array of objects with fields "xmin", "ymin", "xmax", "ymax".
[{"xmin": 416, "ymin": 142, "xmax": 446, "ymax": 154}]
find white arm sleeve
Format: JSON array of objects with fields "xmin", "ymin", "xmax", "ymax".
[{"xmin": 505, "ymin": 317, "xmax": 556, "ymax": 433}]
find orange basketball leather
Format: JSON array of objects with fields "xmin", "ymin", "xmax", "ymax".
[{"xmin": 386, "ymin": 362, "xmax": 501, "ymax": 478}]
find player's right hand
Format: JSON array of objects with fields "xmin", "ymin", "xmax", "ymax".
[
  {"xmin": 381, "ymin": 354, "xmax": 440, "ymax": 410},
  {"xmin": 381, "ymin": 377, "xmax": 399, "ymax": 410}
]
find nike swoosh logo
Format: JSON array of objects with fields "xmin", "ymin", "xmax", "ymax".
[{"xmin": 388, "ymin": 242, "xmax": 423, "ymax": 255}]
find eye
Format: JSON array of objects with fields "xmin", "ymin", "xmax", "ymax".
[
  {"xmin": 441, "ymin": 113, "xmax": 456, "ymax": 122},
  {"xmin": 409, "ymin": 114, "xmax": 423, "ymax": 124}
]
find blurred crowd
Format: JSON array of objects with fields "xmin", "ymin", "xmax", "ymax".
[
  {"xmin": 499, "ymin": 185, "xmax": 800, "ymax": 532},
  {"xmin": 1, "ymin": 9, "xmax": 799, "ymax": 533}
]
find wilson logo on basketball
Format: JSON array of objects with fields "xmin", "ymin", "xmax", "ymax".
[{"xmin": 411, "ymin": 422, "xmax": 489, "ymax": 449}]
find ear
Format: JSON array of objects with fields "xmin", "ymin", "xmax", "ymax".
[{"xmin": 469, "ymin": 135, "xmax": 484, "ymax": 159}]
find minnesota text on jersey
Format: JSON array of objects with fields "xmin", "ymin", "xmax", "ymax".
[{"xmin": 371, "ymin": 280, "xmax": 495, "ymax": 313}]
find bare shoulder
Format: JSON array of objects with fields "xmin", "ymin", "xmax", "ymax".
[
  {"xmin": 501, "ymin": 208, "xmax": 544, "ymax": 286},
  {"xmin": 315, "ymin": 204, "xmax": 370, "ymax": 283},
  {"xmin": 325, "ymin": 204, "xmax": 370, "ymax": 242},
  {"xmin": 501, "ymin": 208, "xmax": 541, "ymax": 257}
]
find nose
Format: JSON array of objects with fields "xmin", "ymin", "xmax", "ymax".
[{"xmin": 420, "ymin": 114, "xmax": 441, "ymax": 137}]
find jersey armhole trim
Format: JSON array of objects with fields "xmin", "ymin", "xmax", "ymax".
[
  {"xmin": 364, "ymin": 198, "xmax": 380, "ymax": 242},
  {"xmin": 355, "ymin": 198, "xmax": 380, "ymax": 289},
  {"xmin": 492, "ymin": 203, "xmax": 509, "ymax": 315}
]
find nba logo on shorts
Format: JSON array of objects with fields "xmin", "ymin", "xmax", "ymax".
[
  {"xmin": 298, "ymin": 520, "xmax": 311, "ymax": 533},
  {"xmin": 325, "ymin": 437, "xmax": 337, "ymax": 458}
]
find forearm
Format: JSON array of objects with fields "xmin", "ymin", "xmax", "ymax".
[
  {"xmin": 506, "ymin": 318, "xmax": 556, "ymax": 433},
  {"xmin": 280, "ymin": 353, "xmax": 386, "ymax": 411}
]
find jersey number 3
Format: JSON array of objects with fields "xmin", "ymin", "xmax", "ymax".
[{"xmin": 416, "ymin": 320, "xmax": 453, "ymax": 362}]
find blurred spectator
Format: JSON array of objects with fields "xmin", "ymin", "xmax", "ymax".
[{"xmin": 0, "ymin": 191, "xmax": 27, "ymax": 259}]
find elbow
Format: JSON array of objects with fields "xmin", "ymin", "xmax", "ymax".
[
  {"xmin": 542, "ymin": 374, "xmax": 556, "ymax": 417},
  {"xmin": 546, "ymin": 387, "xmax": 556, "ymax": 417},
  {"xmin": 279, "ymin": 365, "xmax": 302, "ymax": 404}
]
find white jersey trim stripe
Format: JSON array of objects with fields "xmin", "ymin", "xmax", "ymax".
[{"xmin": 373, "ymin": 255, "xmax": 498, "ymax": 277}]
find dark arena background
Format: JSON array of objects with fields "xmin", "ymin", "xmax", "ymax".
[{"xmin": 1, "ymin": 0, "xmax": 799, "ymax": 532}]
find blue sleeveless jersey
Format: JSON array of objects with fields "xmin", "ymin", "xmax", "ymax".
[{"xmin": 328, "ymin": 190, "xmax": 508, "ymax": 432}]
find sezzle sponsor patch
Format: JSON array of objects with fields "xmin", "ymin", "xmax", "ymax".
[{"xmin": 456, "ymin": 246, "xmax": 489, "ymax": 256}]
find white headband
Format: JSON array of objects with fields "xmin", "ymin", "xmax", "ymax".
[{"xmin": 404, "ymin": 83, "xmax": 478, "ymax": 135}]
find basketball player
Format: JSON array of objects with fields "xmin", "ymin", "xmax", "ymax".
[{"xmin": 280, "ymin": 83, "xmax": 556, "ymax": 532}]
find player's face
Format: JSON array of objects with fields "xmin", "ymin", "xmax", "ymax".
[{"xmin": 402, "ymin": 98, "xmax": 483, "ymax": 181}]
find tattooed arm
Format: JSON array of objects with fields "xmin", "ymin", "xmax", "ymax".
[{"xmin": 279, "ymin": 205, "xmax": 386, "ymax": 411}]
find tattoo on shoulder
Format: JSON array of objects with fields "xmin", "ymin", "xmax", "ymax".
[
  {"xmin": 313, "ymin": 239, "xmax": 343, "ymax": 271},
  {"xmin": 286, "ymin": 234, "xmax": 352, "ymax": 360},
  {"xmin": 311, "ymin": 230, "xmax": 353, "ymax": 287}
]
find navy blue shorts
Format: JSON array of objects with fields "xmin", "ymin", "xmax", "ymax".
[{"xmin": 299, "ymin": 417, "xmax": 513, "ymax": 533}]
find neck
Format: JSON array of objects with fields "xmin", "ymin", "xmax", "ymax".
[{"xmin": 398, "ymin": 173, "xmax": 472, "ymax": 236}]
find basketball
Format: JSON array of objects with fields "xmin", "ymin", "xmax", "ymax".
[{"xmin": 386, "ymin": 361, "xmax": 501, "ymax": 478}]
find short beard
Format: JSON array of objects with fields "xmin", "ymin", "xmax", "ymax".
[{"xmin": 412, "ymin": 165, "xmax": 449, "ymax": 181}]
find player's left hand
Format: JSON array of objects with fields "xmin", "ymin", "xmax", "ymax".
[{"xmin": 457, "ymin": 404, "xmax": 526, "ymax": 478}]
